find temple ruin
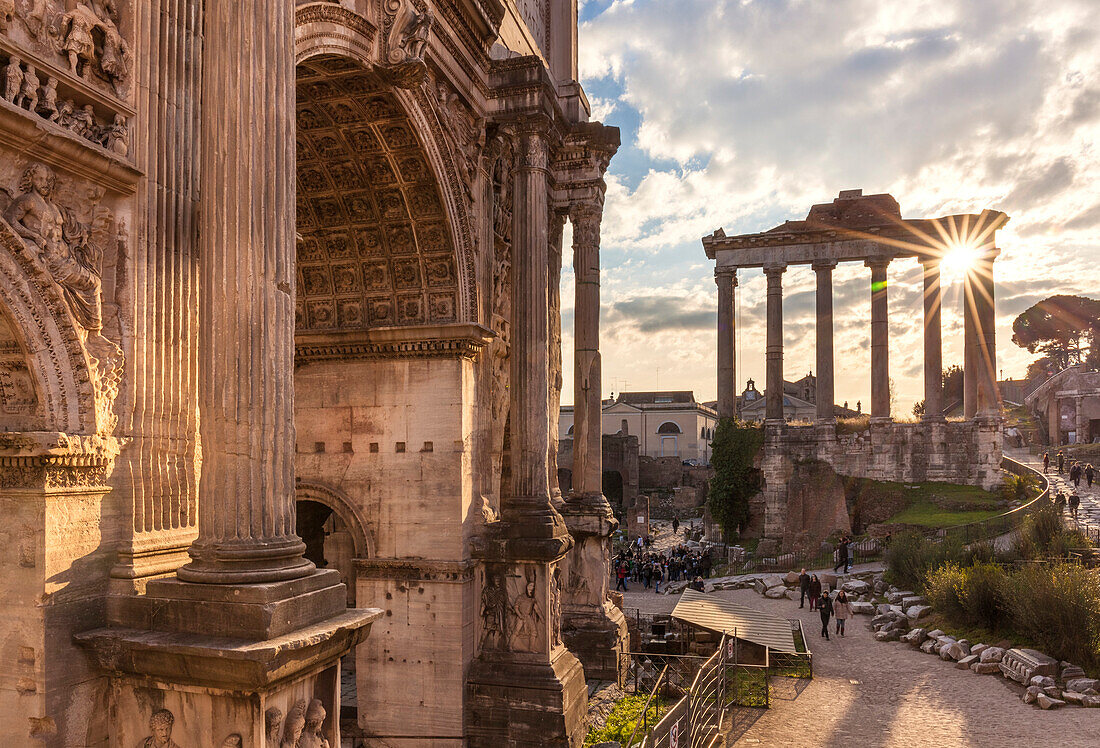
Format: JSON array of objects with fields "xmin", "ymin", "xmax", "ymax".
[
  {"xmin": 704, "ymin": 190, "xmax": 1009, "ymax": 548},
  {"xmin": 0, "ymin": 1, "xmax": 623, "ymax": 745}
]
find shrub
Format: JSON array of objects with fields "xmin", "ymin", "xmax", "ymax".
[
  {"xmin": 959, "ymin": 562, "xmax": 1009, "ymax": 630},
  {"xmin": 926, "ymin": 563, "xmax": 968, "ymax": 620},
  {"xmin": 584, "ymin": 695, "xmax": 664, "ymax": 747},
  {"xmin": 1004, "ymin": 563, "xmax": 1100, "ymax": 671},
  {"xmin": 1014, "ymin": 502, "xmax": 1094, "ymax": 559},
  {"xmin": 707, "ymin": 419, "xmax": 764, "ymax": 539},
  {"xmin": 884, "ymin": 531, "xmax": 966, "ymax": 592}
]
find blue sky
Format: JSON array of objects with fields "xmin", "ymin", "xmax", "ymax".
[{"xmin": 560, "ymin": 0, "xmax": 1100, "ymax": 413}]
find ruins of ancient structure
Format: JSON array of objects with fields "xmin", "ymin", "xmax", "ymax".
[
  {"xmin": 0, "ymin": 1, "xmax": 623, "ymax": 745},
  {"xmin": 705, "ymin": 191, "xmax": 1009, "ymax": 548}
]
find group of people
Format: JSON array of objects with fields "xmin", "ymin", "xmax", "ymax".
[
  {"xmin": 1054, "ymin": 490, "xmax": 1082, "ymax": 520},
  {"xmin": 613, "ymin": 542, "xmax": 712, "ymax": 593},
  {"xmin": 797, "ymin": 568, "xmax": 852, "ymax": 640},
  {"xmin": 1043, "ymin": 451, "xmax": 1096, "ymax": 489}
]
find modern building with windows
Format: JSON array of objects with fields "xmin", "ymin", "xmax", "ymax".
[{"xmin": 560, "ymin": 391, "xmax": 719, "ymax": 463}]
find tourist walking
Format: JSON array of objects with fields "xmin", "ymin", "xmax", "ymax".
[
  {"xmin": 818, "ymin": 591, "xmax": 833, "ymax": 640},
  {"xmin": 798, "ymin": 568, "xmax": 810, "ymax": 609},
  {"xmin": 615, "ymin": 562, "xmax": 628, "ymax": 592},
  {"xmin": 833, "ymin": 590, "xmax": 851, "ymax": 637},
  {"xmin": 1043, "ymin": 452, "xmax": 1050, "ymax": 472},
  {"xmin": 1057, "ymin": 451, "xmax": 1065, "ymax": 473},
  {"xmin": 808, "ymin": 574, "xmax": 822, "ymax": 611},
  {"xmin": 1070, "ymin": 462, "xmax": 1082, "ymax": 489},
  {"xmin": 1069, "ymin": 493, "xmax": 1080, "ymax": 521},
  {"xmin": 1087, "ymin": 464, "xmax": 1095, "ymax": 488},
  {"xmin": 1055, "ymin": 491, "xmax": 1066, "ymax": 514},
  {"xmin": 833, "ymin": 538, "xmax": 850, "ymax": 573},
  {"xmin": 672, "ymin": 517, "xmax": 680, "ymax": 534}
]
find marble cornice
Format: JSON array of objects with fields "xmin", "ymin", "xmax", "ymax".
[{"xmin": 295, "ymin": 322, "xmax": 494, "ymax": 365}]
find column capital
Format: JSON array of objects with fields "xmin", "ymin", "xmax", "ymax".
[
  {"xmin": 763, "ymin": 262, "xmax": 787, "ymax": 276},
  {"xmin": 864, "ymin": 257, "xmax": 891, "ymax": 271},
  {"xmin": 811, "ymin": 259, "xmax": 838, "ymax": 271},
  {"xmin": 715, "ymin": 267, "xmax": 738, "ymax": 285},
  {"xmin": 568, "ymin": 200, "xmax": 603, "ymax": 224},
  {"xmin": 515, "ymin": 128, "xmax": 552, "ymax": 173}
]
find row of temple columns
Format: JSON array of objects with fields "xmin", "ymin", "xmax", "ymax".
[{"xmin": 716, "ymin": 252, "xmax": 1000, "ymax": 425}]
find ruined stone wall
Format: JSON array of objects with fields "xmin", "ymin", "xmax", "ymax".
[{"xmin": 761, "ymin": 420, "xmax": 1003, "ymax": 546}]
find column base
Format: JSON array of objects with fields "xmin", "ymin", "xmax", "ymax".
[
  {"xmin": 562, "ymin": 603, "xmax": 628, "ymax": 682},
  {"xmin": 110, "ymin": 568, "xmax": 349, "ymax": 640},
  {"xmin": 870, "ymin": 416, "xmax": 894, "ymax": 425},
  {"xmin": 178, "ymin": 535, "xmax": 315, "ymax": 584},
  {"xmin": 466, "ymin": 646, "xmax": 587, "ymax": 747},
  {"xmin": 76, "ymin": 608, "xmax": 379, "ymax": 746}
]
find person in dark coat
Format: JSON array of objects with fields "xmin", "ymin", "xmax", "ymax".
[
  {"xmin": 1087, "ymin": 464, "xmax": 1095, "ymax": 488},
  {"xmin": 798, "ymin": 568, "xmax": 810, "ymax": 609},
  {"xmin": 672, "ymin": 517, "xmax": 680, "ymax": 534},
  {"xmin": 1070, "ymin": 462, "xmax": 1082, "ymax": 488},
  {"xmin": 1057, "ymin": 451, "xmax": 1065, "ymax": 473},
  {"xmin": 1043, "ymin": 452, "xmax": 1050, "ymax": 472},
  {"xmin": 808, "ymin": 574, "xmax": 822, "ymax": 611},
  {"xmin": 818, "ymin": 590, "xmax": 833, "ymax": 640},
  {"xmin": 833, "ymin": 538, "xmax": 850, "ymax": 573}
]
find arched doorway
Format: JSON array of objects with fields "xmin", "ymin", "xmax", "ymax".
[
  {"xmin": 295, "ymin": 482, "xmax": 372, "ymax": 608},
  {"xmin": 602, "ymin": 470, "xmax": 624, "ymax": 509}
]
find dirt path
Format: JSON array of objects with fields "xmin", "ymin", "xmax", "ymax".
[{"xmin": 627, "ymin": 587, "xmax": 1099, "ymax": 747}]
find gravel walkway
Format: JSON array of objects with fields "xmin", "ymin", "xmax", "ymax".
[
  {"xmin": 1007, "ymin": 447, "xmax": 1100, "ymax": 531},
  {"xmin": 626, "ymin": 586, "xmax": 1099, "ymax": 746}
]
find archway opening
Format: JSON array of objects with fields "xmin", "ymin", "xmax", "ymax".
[
  {"xmin": 602, "ymin": 470, "xmax": 624, "ymax": 510},
  {"xmin": 296, "ymin": 498, "xmax": 357, "ymax": 607}
]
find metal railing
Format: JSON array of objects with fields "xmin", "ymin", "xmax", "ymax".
[{"xmin": 928, "ymin": 454, "xmax": 1050, "ymax": 546}]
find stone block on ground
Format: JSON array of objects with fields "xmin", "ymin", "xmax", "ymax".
[
  {"xmin": 956, "ymin": 654, "xmax": 979, "ymax": 669},
  {"xmin": 1023, "ymin": 686, "xmax": 1040, "ymax": 704},
  {"xmin": 1061, "ymin": 663, "xmax": 1087, "ymax": 681},
  {"xmin": 784, "ymin": 571, "xmax": 801, "ymax": 586},
  {"xmin": 1037, "ymin": 694, "xmax": 1065, "ymax": 710},
  {"xmin": 920, "ymin": 640, "xmax": 937, "ymax": 654},
  {"xmin": 886, "ymin": 590, "xmax": 914, "ymax": 604},
  {"xmin": 926, "ymin": 629, "xmax": 945, "ymax": 639},
  {"xmin": 875, "ymin": 630, "xmax": 900, "ymax": 642},
  {"xmin": 971, "ymin": 662, "xmax": 1002, "ymax": 675},
  {"xmin": 850, "ymin": 601, "xmax": 874, "ymax": 615},
  {"xmin": 819, "ymin": 573, "xmax": 838, "ymax": 590},
  {"xmin": 841, "ymin": 580, "xmax": 871, "ymax": 596},
  {"xmin": 978, "ymin": 647, "xmax": 1004, "ymax": 664},
  {"xmin": 905, "ymin": 605, "xmax": 931, "ymax": 623},
  {"xmin": 944, "ymin": 642, "xmax": 971, "ymax": 661},
  {"xmin": 970, "ymin": 643, "xmax": 989, "ymax": 657},
  {"xmin": 901, "ymin": 595, "xmax": 927, "ymax": 609},
  {"xmin": 753, "ymin": 579, "xmax": 767, "ymax": 595},
  {"xmin": 1066, "ymin": 678, "xmax": 1100, "ymax": 693},
  {"xmin": 901, "ymin": 628, "xmax": 927, "ymax": 645},
  {"xmin": 763, "ymin": 574, "xmax": 786, "ymax": 590},
  {"xmin": 1083, "ymin": 695, "xmax": 1100, "ymax": 708},
  {"xmin": 1062, "ymin": 691, "xmax": 1086, "ymax": 706},
  {"xmin": 785, "ymin": 589, "xmax": 799, "ymax": 600},
  {"xmin": 1000, "ymin": 649, "xmax": 1059, "ymax": 685},
  {"xmin": 764, "ymin": 586, "xmax": 787, "ymax": 599},
  {"xmin": 1029, "ymin": 675, "xmax": 1056, "ymax": 690}
]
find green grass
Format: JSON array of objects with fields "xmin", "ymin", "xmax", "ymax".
[
  {"xmin": 882, "ymin": 481, "xmax": 1004, "ymax": 528},
  {"xmin": 727, "ymin": 667, "xmax": 769, "ymax": 707},
  {"xmin": 584, "ymin": 695, "xmax": 667, "ymax": 747}
]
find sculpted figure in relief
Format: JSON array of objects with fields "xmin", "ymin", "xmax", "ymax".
[
  {"xmin": 4, "ymin": 163, "xmax": 104, "ymax": 330},
  {"xmin": 510, "ymin": 570, "xmax": 542, "ymax": 651},
  {"xmin": 397, "ymin": 6, "xmax": 434, "ymax": 62},
  {"xmin": 104, "ymin": 112, "xmax": 127, "ymax": 155},
  {"xmin": 37, "ymin": 76, "xmax": 58, "ymax": 120},
  {"xmin": 140, "ymin": 709, "xmax": 180, "ymax": 748},
  {"xmin": 16, "ymin": 63, "xmax": 38, "ymax": 111},
  {"xmin": 551, "ymin": 566, "xmax": 563, "ymax": 646},
  {"xmin": 2, "ymin": 56, "xmax": 21, "ymax": 103},
  {"xmin": 265, "ymin": 707, "xmax": 284, "ymax": 744},
  {"xmin": 299, "ymin": 699, "xmax": 330, "ymax": 748},
  {"xmin": 281, "ymin": 700, "xmax": 307, "ymax": 748},
  {"xmin": 0, "ymin": 0, "xmax": 13, "ymax": 33},
  {"xmin": 480, "ymin": 571, "xmax": 508, "ymax": 650},
  {"xmin": 61, "ymin": 4, "xmax": 98, "ymax": 78}
]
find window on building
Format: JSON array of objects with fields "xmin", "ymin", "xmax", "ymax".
[
  {"xmin": 657, "ymin": 421, "xmax": 682, "ymax": 434},
  {"xmin": 567, "ymin": 425, "xmax": 574, "ymax": 435}
]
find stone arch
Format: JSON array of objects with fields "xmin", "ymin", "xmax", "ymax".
[
  {"xmin": 293, "ymin": 49, "xmax": 478, "ymax": 334},
  {"xmin": 0, "ymin": 220, "xmax": 100, "ymax": 434},
  {"xmin": 295, "ymin": 480, "xmax": 374, "ymax": 560}
]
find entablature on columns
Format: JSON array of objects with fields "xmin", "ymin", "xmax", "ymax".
[
  {"xmin": 703, "ymin": 190, "xmax": 1008, "ymax": 271},
  {"xmin": 295, "ymin": 321, "xmax": 494, "ymax": 366}
]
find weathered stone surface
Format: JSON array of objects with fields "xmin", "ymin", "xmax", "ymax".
[
  {"xmin": 970, "ymin": 643, "xmax": 989, "ymax": 657},
  {"xmin": 886, "ymin": 590, "xmax": 915, "ymax": 604},
  {"xmin": 875, "ymin": 630, "xmax": 901, "ymax": 642},
  {"xmin": 956, "ymin": 654, "xmax": 979, "ymax": 669},
  {"xmin": 971, "ymin": 662, "xmax": 1002, "ymax": 675},
  {"xmin": 754, "ymin": 578, "xmax": 768, "ymax": 595},
  {"xmin": 920, "ymin": 639, "xmax": 938, "ymax": 654},
  {"xmin": 905, "ymin": 605, "xmax": 931, "ymax": 622},
  {"xmin": 1001, "ymin": 648, "xmax": 1059, "ymax": 685},
  {"xmin": 1023, "ymin": 686, "xmax": 1040, "ymax": 704},
  {"xmin": 1062, "ymin": 691, "xmax": 1086, "ymax": 706},
  {"xmin": 784, "ymin": 571, "xmax": 801, "ymax": 586},
  {"xmin": 1030, "ymin": 675, "xmax": 1056, "ymax": 690},
  {"xmin": 901, "ymin": 628, "xmax": 927, "ymax": 645},
  {"xmin": 944, "ymin": 642, "xmax": 971, "ymax": 661},
  {"xmin": 979, "ymin": 647, "xmax": 1005, "ymax": 664},
  {"xmin": 1066, "ymin": 678, "xmax": 1100, "ymax": 693},
  {"xmin": 1061, "ymin": 663, "xmax": 1087, "ymax": 681},
  {"xmin": 850, "ymin": 601, "xmax": 875, "ymax": 615},
  {"xmin": 1083, "ymin": 695, "xmax": 1100, "ymax": 708},
  {"xmin": 763, "ymin": 574, "xmax": 787, "ymax": 590},
  {"xmin": 765, "ymin": 586, "xmax": 787, "ymax": 599},
  {"xmin": 900, "ymin": 595, "xmax": 927, "ymax": 608},
  {"xmin": 926, "ymin": 629, "xmax": 945, "ymax": 639},
  {"xmin": 841, "ymin": 579, "xmax": 871, "ymax": 595},
  {"xmin": 1037, "ymin": 694, "xmax": 1065, "ymax": 710}
]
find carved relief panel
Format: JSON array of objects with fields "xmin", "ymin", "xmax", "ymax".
[{"xmin": 518, "ymin": 0, "xmax": 549, "ymax": 57}]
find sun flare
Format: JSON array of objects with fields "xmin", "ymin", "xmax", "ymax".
[{"xmin": 940, "ymin": 240, "xmax": 981, "ymax": 273}]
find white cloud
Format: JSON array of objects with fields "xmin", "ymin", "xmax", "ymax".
[{"xmin": 562, "ymin": 0, "xmax": 1100, "ymax": 411}]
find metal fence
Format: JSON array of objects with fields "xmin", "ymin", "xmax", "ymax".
[{"xmin": 635, "ymin": 635, "xmax": 728, "ymax": 748}]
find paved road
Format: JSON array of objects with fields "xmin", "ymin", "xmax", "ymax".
[
  {"xmin": 628, "ymin": 586, "xmax": 1098, "ymax": 747},
  {"xmin": 1007, "ymin": 447, "xmax": 1100, "ymax": 531}
]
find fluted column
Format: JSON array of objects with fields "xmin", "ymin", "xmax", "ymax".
[
  {"xmin": 813, "ymin": 260, "xmax": 836, "ymax": 423},
  {"xmin": 867, "ymin": 258, "xmax": 891, "ymax": 420},
  {"xmin": 974, "ymin": 250, "xmax": 1000, "ymax": 417},
  {"xmin": 922, "ymin": 259, "xmax": 945, "ymax": 422},
  {"xmin": 572, "ymin": 202, "xmax": 603, "ymax": 497},
  {"xmin": 964, "ymin": 273, "xmax": 979, "ymax": 419},
  {"xmin": 548, "ymin": 212, "xmax": 566, "ymax": 504},
  {"xmin": 716, "ymin": 268, "xmax": 737, "ymax": 420},
  {"xmin": 764, "ymin": 264, "xmax": 786, "ymax": 422},
  {"xmin": 178, "ymin": 0, "xmax": 311, "ymax": 584}
]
